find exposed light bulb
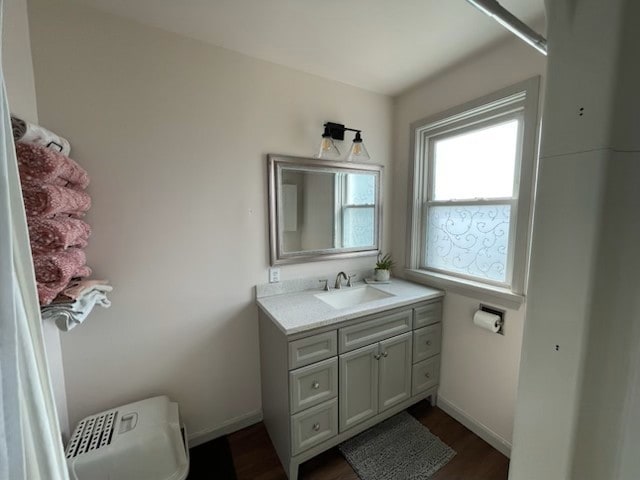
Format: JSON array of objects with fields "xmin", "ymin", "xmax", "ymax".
[
  {"xmin": 321, "ymin": 137, "xmax": 334, "ymax": 153},
  {"xmin": 347, "ymin": 132, "xmax": 370, "ymax": 161},
  {"xmin": 316, "ymin": 126, "xmax": 341, "ymax": 159}
]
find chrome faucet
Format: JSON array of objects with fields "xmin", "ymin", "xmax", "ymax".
[
  {"xmin": 334, "ymin": 272, "xmax": 348, "ymax": 289},
  {"xmin": 319, "ymin": 279, "xmax": 331, "ymax": 291}
]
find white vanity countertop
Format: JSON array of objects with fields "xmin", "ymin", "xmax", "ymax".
[{"xmin": 256, "ymin": 278, "xmax": 444, "ymax": 335}]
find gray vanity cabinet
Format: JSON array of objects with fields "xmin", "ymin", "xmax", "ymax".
[{"xmin": 258, "ymin": 297, "xmax": 443, "ymax": 480}]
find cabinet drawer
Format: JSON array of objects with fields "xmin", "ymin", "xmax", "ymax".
[
  {"xmin": 339, "ymin": 310, "xmax": 412, "ymax": 353},
  {"xmin": 413, "ymin": 301, "xmax": 443, "ymax": 329},
  {"xmin": 412, "ymin": 356, "xmax": 440, "ymax": 395},
  {"xmin": 413, "ymin": 324, "xmax": 442, "ymax": 363},
  {"xmin": 288, "ymin": 331, "xmax": 337, "ymax": 370},
  {"xmin": 291, "ymin": 398, "xmax": 338, "ymax": 455},
  {"xmin": 289, "ymin": 358, "xmax": 338, "ymax": 414}
]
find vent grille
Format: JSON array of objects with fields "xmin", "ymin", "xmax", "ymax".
[{"xmin": 66, "ymin": 410, "xmax": 117, "ymax": 459}]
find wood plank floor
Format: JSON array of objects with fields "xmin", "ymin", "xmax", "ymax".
[{"xmin": 222, "ymin": 401, "xmax": 510, "ymax": 480}]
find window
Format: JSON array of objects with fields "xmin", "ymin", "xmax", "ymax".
[
  {"xmin": 407, "ymin": 78, "xmax": 540, "ymax": 297},
  {"xmin": 335, "ymin": 173, "xmax": 376, "ymax": 248}
]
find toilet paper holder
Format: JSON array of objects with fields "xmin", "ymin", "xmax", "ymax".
[{"xmin": 479, "ymin": 304, "xmax": 505, "ymax": 335}]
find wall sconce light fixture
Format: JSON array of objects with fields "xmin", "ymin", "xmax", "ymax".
[
  {"xmin": 317, "ymin": 124, "xmax": 342, "ymax": 160},
  {"xmin": 316, "ymin": 122, "xmax": 371, "ymax": 161}
]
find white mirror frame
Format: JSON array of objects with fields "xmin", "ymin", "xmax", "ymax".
[{"xmin": 268, "ymin": 154, "xmax": 383, "ymax": 266}]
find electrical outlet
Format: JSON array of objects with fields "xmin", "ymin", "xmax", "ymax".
[{"xmin": 269, "ymin": 267, "xmax": 280, "ymax": 283}]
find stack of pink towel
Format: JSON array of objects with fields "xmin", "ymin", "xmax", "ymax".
[
  {"xmin": 28, "ymin": 217, "xmax": 91, "ymax": 255},
  {"xmin": 22, "ymin": 184, "xmax": 91, "ymax": 217},
  {"xmin": 17, "ymin": 141, "xmax": 89, "ymax": 188},
  {"xmin": 16, "ymin": 141, "xmax": 93, "ymax": 305}
]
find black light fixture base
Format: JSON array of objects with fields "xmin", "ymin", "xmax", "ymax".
[{"xmin": 325, "ymin": 122, "xmax": 346, "ymax": 141}]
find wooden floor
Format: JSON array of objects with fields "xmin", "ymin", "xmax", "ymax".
[{"xmin": 224, "ymin": 401, "xmax": 510, "ymax": 480}]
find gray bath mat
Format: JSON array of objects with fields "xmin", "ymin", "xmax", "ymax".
[{"xmin": 338, "ymin": 412, "xmax": 456, "ymax": 480}]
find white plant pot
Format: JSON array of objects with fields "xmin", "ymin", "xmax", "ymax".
[{"xmin": 374, "ymin": 269, "xmax": 390, "ymax": 282}]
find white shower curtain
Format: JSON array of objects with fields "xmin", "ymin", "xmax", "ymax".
[{"xmin": 0, "ymin": 1, "xmax": 69, "ymax": 478}]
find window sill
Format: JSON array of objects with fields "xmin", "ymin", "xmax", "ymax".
[{"xmin": 404, "ymin": 269, "xmax": 526, "ymax": 310}]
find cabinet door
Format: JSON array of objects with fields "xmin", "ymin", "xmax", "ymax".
[
  {"xmin": 378, "ymin": 332, "xmax": 412, "ymax": 412},
  {"xmin": 339, "ymin": 343, "xmax": 379, "ymax": 432}
]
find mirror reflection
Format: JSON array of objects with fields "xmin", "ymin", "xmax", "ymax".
[{"xmin": 269, "ymin": 155, "xmax": 382, "ymax": 265}]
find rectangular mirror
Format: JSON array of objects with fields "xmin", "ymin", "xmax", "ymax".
[{"xmin": 268, "ymin": 154, "xmax": 383, "ymax": 265}]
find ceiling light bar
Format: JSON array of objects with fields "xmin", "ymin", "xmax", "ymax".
[{"xmin": 466, "ymin": 0, "xmax": 548, "ymax": 55}]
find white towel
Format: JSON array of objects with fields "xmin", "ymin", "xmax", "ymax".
[
  {"xmin": 60, "ymin": 280, "xmax": 112, "ymax": 300},
  {"xmin": 11, "ymin": 115, "xmax": 71, "ymax": 156},
  {"xmin": 42, "ymin": 288, "xmax": 111, "ymax": 332}
]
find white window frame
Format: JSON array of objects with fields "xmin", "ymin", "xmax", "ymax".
[
  {"xmin": 334, "ymin": 174, "xmax": 377, "ymax": 249},
  {"xmin": 406, "ymin": 77, "xmax": 541, "ymax": 303}
]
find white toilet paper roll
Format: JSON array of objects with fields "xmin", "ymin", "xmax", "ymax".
[{"xmin": 473, "ymin": 310, "xmax": 501, "ymax": 333}]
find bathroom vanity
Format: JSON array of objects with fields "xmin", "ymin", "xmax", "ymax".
[{"xmin": 257, "ymin": 278, "xmax": 444, "ymax": 480}]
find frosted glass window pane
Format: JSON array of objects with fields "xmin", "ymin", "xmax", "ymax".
[
  {"xmin": 433, "ymin": 119, "xmax": 519, "ymax": 200},
  {"xmin": 425, "ymin": 204, "xmax": 511, "ymax": 282},
  {"xmin": 344, "ymin": 207, "xmax": 374, "ymax": 248},
  {"xmin": 346, "ymin": 174, "xmax": 375, "ymax": 205}
]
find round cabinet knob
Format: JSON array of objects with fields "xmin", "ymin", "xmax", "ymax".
[
  {"xmin": 381, "ymin": 351, "xmax": 388, "ymax": 358},
  {"xmin": 425, "ymin": 372, "xmax": 431, "ymax": 379},
  {"xmin": 311, "ymin": 381, "xmax": 320, "ymax": 390},
  {"xmin": 374, "ymin": 354, "xmax": 381, "ymax": 360},
  {"xmin": 426, "ymin": 340, "xmax": 432, "ymax": 346},
  {"xmin": 312, "ymin": 423, "xmax": 321, "ymax": 432}
]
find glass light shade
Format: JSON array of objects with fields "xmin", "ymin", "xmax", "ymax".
[
  {"xmin": 316, "ymin": 133, "xmax": 341, "ymax": 160},
  {"xmin": 347, "ymin": 139, "xmax": 371, "ymax": 161}
]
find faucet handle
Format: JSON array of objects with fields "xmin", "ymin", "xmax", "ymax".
[
  {"xmin": 347, "ymin": 274, "xmax": 356, "ymax": 287},
  {"xmin": 319, "ymin": 279, "xmax": 330, "ymax": 291}
]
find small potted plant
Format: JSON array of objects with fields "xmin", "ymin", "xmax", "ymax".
[{"xmin": 374, "ymin": 253, "xmax": 394, "ymax": 282}]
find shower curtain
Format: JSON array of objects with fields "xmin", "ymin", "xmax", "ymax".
[{"xmin": 0, "ymin": 1, "xmax": 69, "ymax": 478}]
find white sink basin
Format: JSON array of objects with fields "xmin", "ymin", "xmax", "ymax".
[{"xmin": 314, "ymin": 285, "xmax": 394, "ymax": 309}]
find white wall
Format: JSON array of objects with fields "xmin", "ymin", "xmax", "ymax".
[
  {"xmin": 511, "ymin": 1, "xmax": 640, "ymax": 478},
  {"xmin": 392, "ymin": 38, "xmax": 546, "ymax": 451},
  {"xmin": 3, "ymin": 0, "xmax": 70, "ymax": 437},
  {"xmin": 571, "ymin": 153, "xmax": 640, "ymax": 480},
  {"xmin": 27, "ymin": 0, "xmax": 392, "ymax": 441},
  {"xmin": 3, "ymin": 0, "xmax": 37, "ymax": 122}
]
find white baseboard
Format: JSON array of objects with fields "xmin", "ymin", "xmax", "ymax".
[
  {"xmin": 186, "ymin": 398, "xmax": 511, "ymax": 455},
  {"xmin": 437, "ymin": 395, "xmax": 512, "ymax": 458},
  {"xmin": 187, "ymin": 409, "xmax": 263, "ymax": 448}
]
